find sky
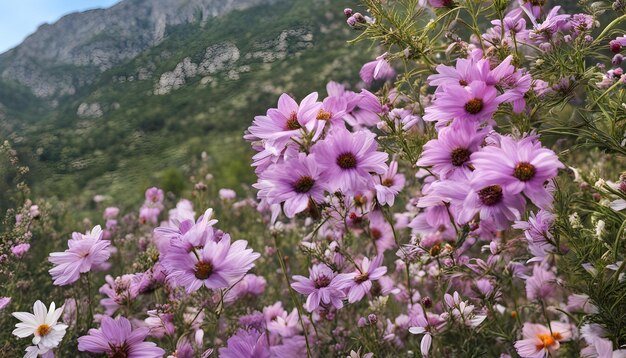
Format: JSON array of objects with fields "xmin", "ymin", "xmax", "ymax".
[{"xmin": 0, "ymin": 0, "xmax": 120, "ymax": 54}]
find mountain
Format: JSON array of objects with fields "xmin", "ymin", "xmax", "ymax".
[{"xmin": 0, "ymin": 0, "xmax": 370, "ymax": 211}]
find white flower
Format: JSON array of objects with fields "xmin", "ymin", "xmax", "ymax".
[
  {"xmin": 12, "ymin": 301, "xmax": 67, "ymax": 350},
  {"xmin": 24, "ymin": 345, "xmax": 53, "ymax": 358}
]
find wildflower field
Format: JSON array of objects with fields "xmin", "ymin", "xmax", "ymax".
[{"xmin": 1, "ymin": 0, "xmax": 626, "ymax": 357}]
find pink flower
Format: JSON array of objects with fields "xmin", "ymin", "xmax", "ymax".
[
  {"xmin": 219, "ymin": 329, "xmax": 269, "ymax": 358},
  {"xmin": 11, "ymin": 243, "xmax": 30, "ymax": 258},
  {"xmin": 219, "ymin": 188, "xmax": 236, "ymax": 200},
  {"xmin": 514, "ymin": 321, "xmax": 572, "ymax": 358},
  {"xmin": 99, "ymin": 274, "xmax": 140, "ymax": 316},
  {"xmin": 424, "ymin": 81, "xmax": 502, "ymax": 130},
  {"xmin": 417, "ymin": 125, "xmax": 488, "ymax": 180},
  {"xmin": 525, "ymin": 264, "xmax": 557, "ymax": 301},
  {"xmin": 368, "ymin": 210, "xmax": 397, "ymax": 253},
  {"xmin": 48, "ymin": 225, "xmax": 111, "ymax": 286},
  {"xmin": 0, "ymin": 297, "xmax": 11, "ymax": 311},
  {"xmin": 360, "ymin": 53, "xmax": 396, "ymax": 85},
  {"xmin": 78, "ymin": 316, "xmax": 165, "ymax": 357},
  {"xmin": 254, "ymin": 153, "xmax": 328, "ymax": 218},
  {"xmin": 311, "ymin": 127, "xmax": 388, "ymax": 194},
  {"xmin": 163, "ymin": 235, "xmax": 260, "ymax": 293},
  {"xmin": 103, "ymin": 207, "xmax": 119, "ymax": 220},
  {"xmin": 346, "ymin": 255, "xmax": 388, "ymax": 303},
  {"xmin": 374, "ymin": 160, "xmax": 406, "ymax": 206},
  {"xmin": 471, "ymin": 134, "xmax": 563, "ymax": 209},
  {"xmin": 291, "ymin": 264, "xmax": 353, "ymax": 312}
]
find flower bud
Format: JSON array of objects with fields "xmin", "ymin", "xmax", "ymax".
[
  {"xmin": 344, "ymin": 8, "xmax": 353, "ymax": 18},
  {"xmin": 421, "ymin": 296, "xmax": 433, "ymax": 308}
]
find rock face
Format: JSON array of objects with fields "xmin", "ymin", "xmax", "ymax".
[{"xmin": 0, "ymin": 0, "xmax": 271, "ymax": 98}]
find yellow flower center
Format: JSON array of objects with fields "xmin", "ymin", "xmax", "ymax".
[
  {"xmin": 536, "ymin": 332, "xmax": 559, "ymax": 350},
  {"xmin": 37, "ymin": 324, "xmax": 51, "ymax": 336}
]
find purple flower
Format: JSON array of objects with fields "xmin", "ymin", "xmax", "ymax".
[
  {"xmin": 254, "ymin": 153, "xmax": 328, "ymax": 218},
  {"xmin": 513, "ymin": 210, "xmax": 556, "ymax": 260},
  {"xmin": 424, "ymin": 81, "xmax": 502, "ymax": 129},
  {"xmin": 145, "ymin": 187, "xmax": 164, "ymax": 204},
  {"xmin": 219, "ymin": 188, "xmax": 237, "ymax": 200},
  {"xmin": 454, "ymin": 176, "xmax": 526, "ymax": 230},
  {"xmin": 346, "ymin": 255, "xmax": 387, "ymax": 303},
  {"xmin": 343, "ymin": 89, "xmax": 384, "ymax": 128},
  {"xmin": 163, "ymin": 235, "xmax": 260, "ymax": 293},
  {"xmin": 417, "ymin": 125, "xmax": 488, "ymax": 180},
  {"xmin": 525, "ymin": 264, "xmax": 557, "ymax": 301},
  {"xmin": 0, "ymin": 297, "xmax": 11, "ymax": 311},
  {"xmin": 48, "ymin": 225, "xmax": 111, "ymax": 286},
  {"xmin": 78, "ymin": 316, "xmax": 165, "ymax": 357},
  {"xmin": 246, "ymin": 92, "xmax": 320, "ymax": 146},
  {"xmin": 219, "ymin": 329, "xmax": 270, "ymax": 358},
  {"xmin": 291, "ymin": 264, "xmax": 353, "ymax": 312},
  {"xmin": 471, "ymin": 134, "xmax": 564, "ymax": 209},
  {"xmin": 311, "ymin": 127, "xmax": 388, "ymax": 194},
  {"xmin": 103, "ymin": 207, "xmax": 120, "ymax": 220},
  {"xmin": 224, "ymin": 274, "xmax": 267, "ymax": 304},
  {"xmin": 360, "ymin": 53, "xmax": 396, "ymax": 85},
  {"xmin": 99, "ymin": 274, "xmax": 140, "ymax": 316},
  {"xmin": 374, "ymin": 160, "xmax": 406, "ymax": 206},
  {"xmin": 368, "ymin": 210, "xmax": 397, "ymax": 253},
  {"xmin": 11, "ymin": 243, "xmax": 30, "ymax": 258}
]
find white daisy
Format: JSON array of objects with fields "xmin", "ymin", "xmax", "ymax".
[{"xmin": 12, "ymin": 300, "xmax": 67, "ymax": 350}]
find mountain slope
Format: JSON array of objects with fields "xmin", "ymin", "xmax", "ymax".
[{"xmin": 0, "ymin": 0, "xmax": 370, "ymax": 210}]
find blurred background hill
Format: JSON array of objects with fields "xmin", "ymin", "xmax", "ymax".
[{"xmin": 0, "ymin": 0, "xmax": 369, "ymax": 211}]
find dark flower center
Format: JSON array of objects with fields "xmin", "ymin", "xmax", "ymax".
[
  {"xmin": 355, "ymin": 272, "xmax": 370, "ymax": 284},
  {"xmin": 382, "ymin": 178, "xmax": 394, "ymax": 187},
  {"xmin": 314, "ymin": 275, "xmax": 332, "ymax": 289},
  {"xmin": 513, "ymin": 162, "xmax": 536, "ymax": 182},
  {"xmin": 285, "ymin": 112, "xmax": 301, "ymax": 130},
  {"xmin": 459, "ymin": 79, "xmax": 468, "ymax": 86},
  {"xmin": 451, "ymin": 147, "xmax": 471, "ymax": 166},
  {"xmin": 108, "ymin": 343, "xmax": 129, "ymax": 358},
  {"xmin": 293, "ymin": 176, "xmax": 315, "ymax": 193},
  {"xmin": 316, "ymin": 109, "xmax": 332, "ymax": 120},
  {"xmin": 371, "ymin": 228, "xmax": 382, "ymax": 240},
  {"xmin": 525, "ymin": 0, "xmax": 546, "ymax": 5},
  {"xmin": 194, "ymin": 261, "xmax": 213, "ymax": 280},
  {"xmin": 337, "ymin": 152, "xmax": 358, "ymax": 169},
  {"xmin": 464, "ymin": 98, "xmax": 483, "ymax": 115},
  {"xmin": 478, "ymin": 185, "xmax": 503, "ymax": 206}
]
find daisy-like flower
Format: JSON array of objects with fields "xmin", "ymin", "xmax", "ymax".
[
  {"xmin": 368, "ymin": 210, "xmax": 397, "ymax": 253},
  {"xmin": 12, "ymin": 300, "xmax": 67, "ymax": 350},
  {"xmin": 514, "ymin": 321, "xmax": 572, "ymax": 358},
  {"xmin": 78, "ymin": 315, "xmax": 165, "ymax": 357},
  {"xmin": 346, "ymin": 255, "xmax": 388, "ymax": 303},
  {"xmin": 471, "ymin": 134, "xmax": 564, "ymax": 209},
  {"xmin": 424, "ymin": 81, "xmax": 502, "ymax": 129},
  {"xmin": 416, "ymin": 125, "xmax": 488, "ymax": 180},
  {"xmin": 525, "ymin": 264, "xmax": 557, "ymax": 301},
  {"xmin": 246, "ymin": 92, "xmax": 321, "ymax": 147},
  {"xmin": 359, "ymin": 53, "xmax": 396, "ymax": 85},
  {"xmin": 374, "ymin": 160, "xmax": 406, "ymax": 206},
  {"xmin": 163, "ymin": 235, "xmax": 260, "ymax": 293},
  {"xmin": 291, "ymin": 264, "xmax": 353, "ymax": 312},
  {"xmin": 254, "ymin": 153, "xmax": 328, "ymax": 218},
  {"xmin": 311, "ymin": 127, "xmax": 388, "ymax": 194},
  {"xmin": 457, "ymin": 178, "xmax": 525, "ymax": 230},
  {"xmin": 48, "ymin": 225, "xmax": 111, "ymax": 286},
  {"xmin": 219, "ymin": 329, "xmax": 270, "ymax": 358},
  {"xmin": 513, "ymin": 210, "xmax": 557, "ymax": 260}
]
